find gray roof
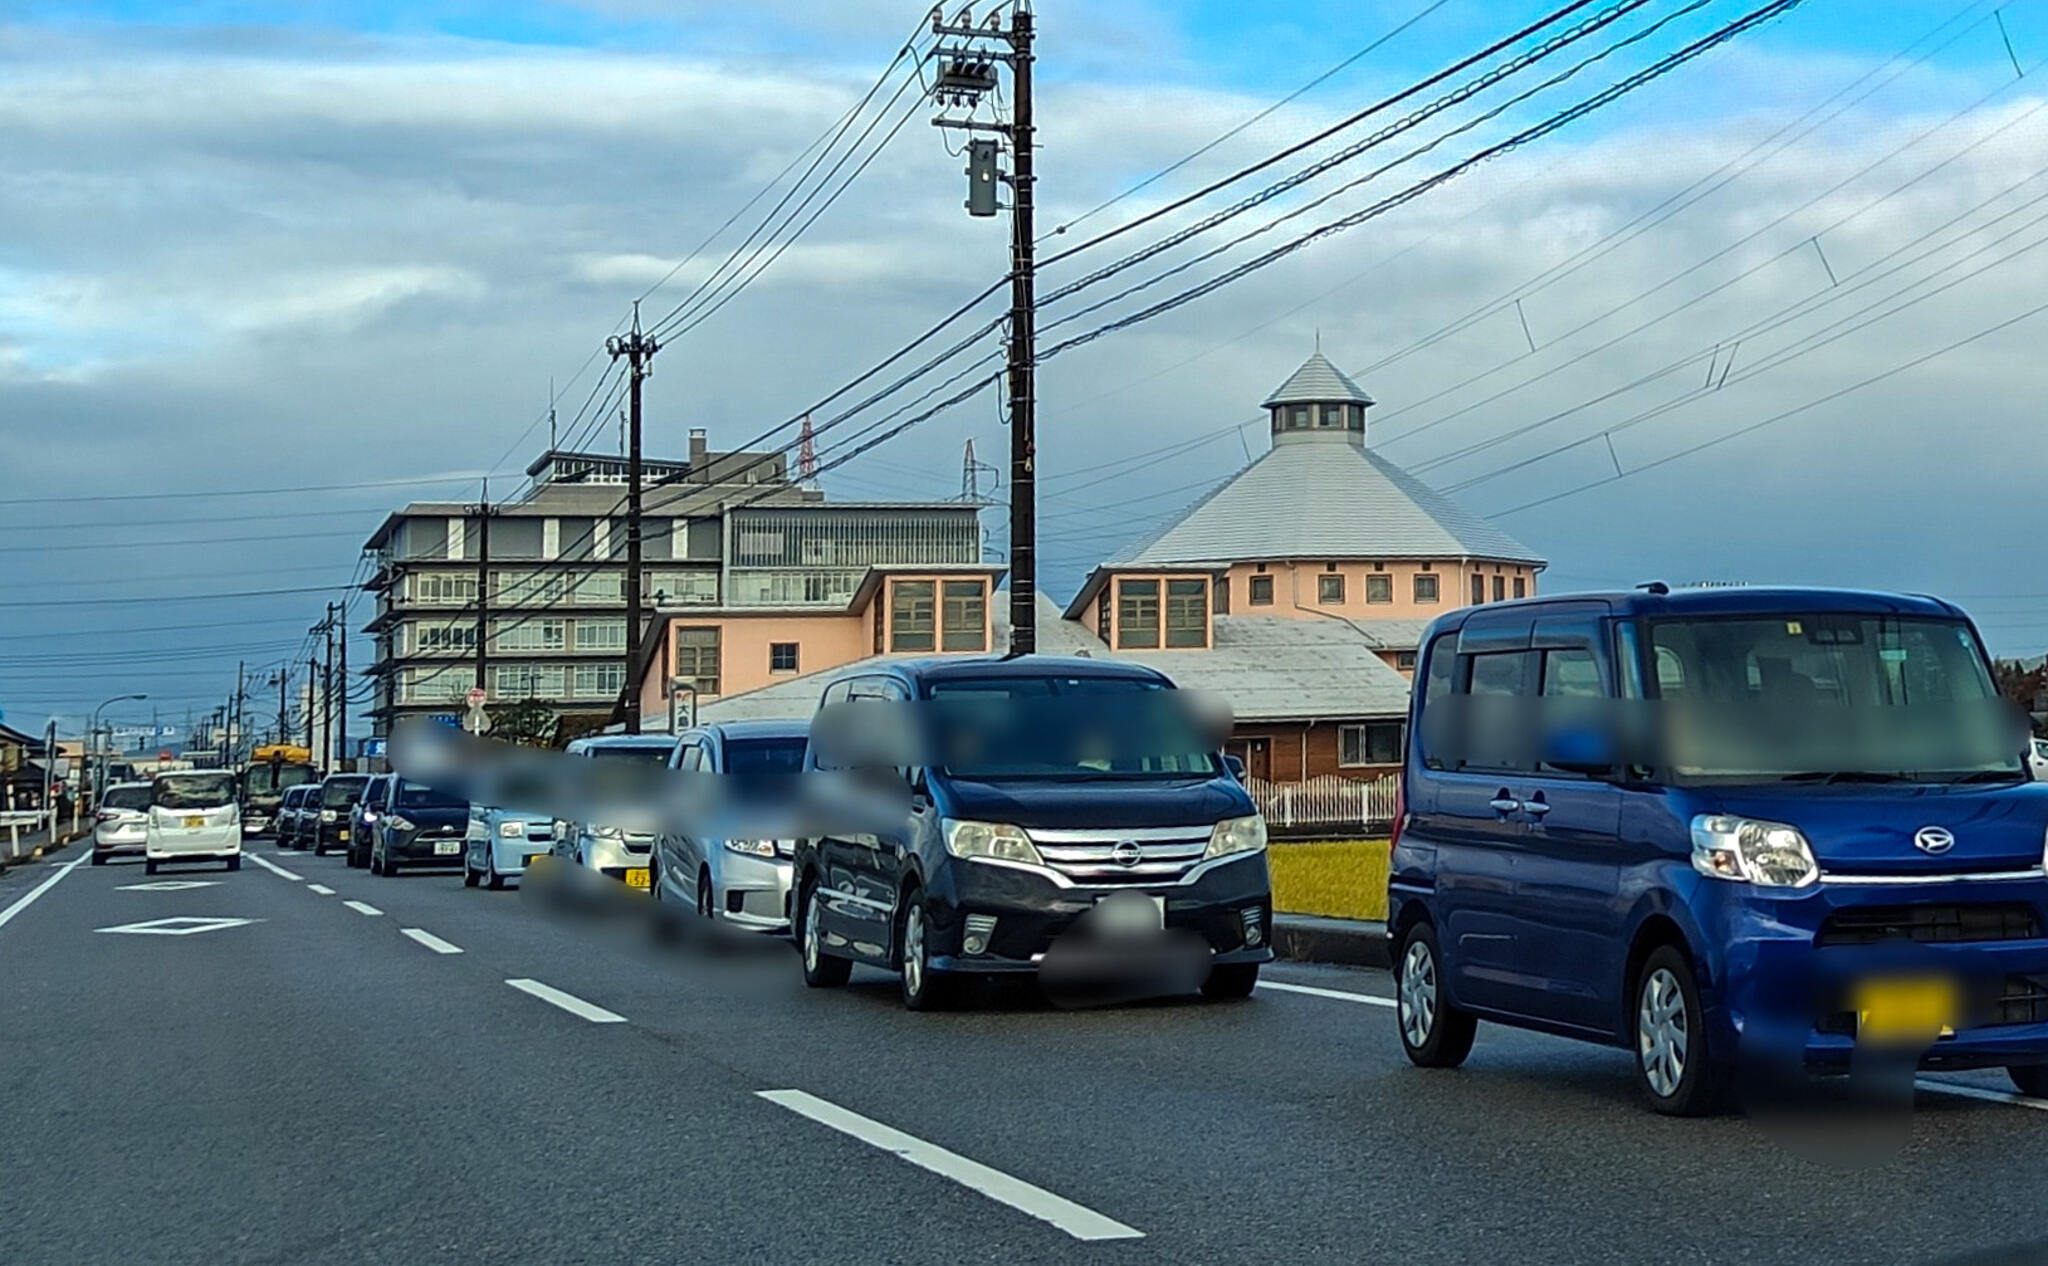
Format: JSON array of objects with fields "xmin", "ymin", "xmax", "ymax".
[
  {"xmin": 1261, "ymin": 352, "xmax": 1376, "ymax": 408},
  {"xmin": 691, "ymin": 594, "xmax": 1413, "ymax": 726},
  {"xmin": 1113, "ymin": 439, "xmax": 1545, "ymax": 568}
]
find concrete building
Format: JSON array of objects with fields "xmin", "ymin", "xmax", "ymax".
[{"xmin": 362, "ymin": 430, "xmax": 982, "ymax": 732}]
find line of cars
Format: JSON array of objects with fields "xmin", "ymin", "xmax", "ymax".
[{"xmin": 91, "ymin": 769, "xmax": 244, "ymax": 873}]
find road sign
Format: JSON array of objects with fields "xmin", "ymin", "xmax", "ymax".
[
  {"xmin": 464, "ymin": 704, "xmax": 493, "ymax": 735},
  {"xmin": 467, "ymin": 688, "xmax": 487, "ymax": 708}
]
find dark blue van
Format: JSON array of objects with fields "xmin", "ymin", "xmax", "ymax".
[
  {"xmin": 792, "ymin": 656, "xmax": 1274, "ymax": 1009},
  {"xmin": 1391, "ymin": 587, "xmax": 2048, "ymax": 1114}
]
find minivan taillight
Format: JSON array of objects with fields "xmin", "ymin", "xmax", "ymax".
[{"xmin": 1389, "ymin": 776, "xmax": 1406, "ymax": 851}]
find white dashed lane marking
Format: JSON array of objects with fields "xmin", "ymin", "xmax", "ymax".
[
  {"xmin": 307, "ymin": 884, "xmax": 334, "ymax": 895},
  {"xmin": 400, "ymin": 928, "xmax": 463, "ymax": 955},
  {"xmin": 505, "ymin": 978, "xmax": 625, "ymax": 1023},
  {"xmin": 342, "ymin": 901, "xmax": 382, "ymax": 917},
  {"xmin": 246, "ymin": 854, "xmax": 302, "ymax": 882}
]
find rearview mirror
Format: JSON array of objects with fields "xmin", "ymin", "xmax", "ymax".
[{"xmin": 1223, "ymin": 754, "xmax": 1246, "ymax": 783}]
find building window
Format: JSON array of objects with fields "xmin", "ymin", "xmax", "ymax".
[
  {"xmin": 1348, "ymin": 404, "xmax": 1366, "ymax": 431},
  {"xmin": 1290, "ymin": 406, "xmax": 1310, "ymax": 429},
  {"xmin": 674, "ymin": 628, "xmax": 721, "ymax": 697},
  {"xmin": 572, "ymin": 663, "xmax": 625, "ymax": 699},
  {"xmin": 1166, "ymin": 579, "xmax": 1208, "ymax": 648},
  {"xmin": 493, "ymin": 664, "xmax": 567, "ymax": 700},
  {"xmin": 413, "ymin": 622, "xmax": 476, "ymax": 653},
  {"xmin": 890, "ymin": 581, "xmax": 936, "ymax": 652},
  {"xmin": 1213, "ymin": 576, "xmax": 1229, "ymax": 615},
  {"xmin": 1320, "ymin": 403, "xmax": 1343, "ymax": 427},
  {"xmin": 1472, "ymin": 573, "xmax": 1486, "ymax": 605},
  {"xmin": 1494, "ymin": 575, "xmax": 1506, "ymax": 602},
  {"xmin": 493, "ymin": 570, "xmax": 569, "ymax": 606},
  {"xmin": 1117, "ymin": 579, "xmax": 1161, "ymax": 649},
  {"xmin": 491, "ymin": 618, "xmax": 566, "ymax": 652},
  {"xmin": 578, "ymin": 571, "xmax": 624, "ymax": 604},
  {"xmin": 1414, "ymin": 573, "xmax": 1439, "ymax": 603},
  {"xmin": 1339, "ymin": 722, "xmax": 1405, "ymax": 767},
  {"xmin": 1365, "ymin": 574, "xmax": 1392, "ymax": 604},
  {"xmin": 1249, "ymin": 575, "xmax": 1274, "ymax": 606},
  {"xmin": 769, "ymin": 642, "xmax": 799, "ymax": 673},
  {"xmin": 410, "ymin": 573, "xmax": 477, "ymax": 606},
  {"xmin": 1514, "ymin": 576, "xmax": 1527, "ymax": 599},
  {"xmin": 1318, "ymin": 573, "xmax": 1345, "ymax": 605},
  {"xmin": 574, "ymin": 619, "xmax": 626, "ymax": 651},
  {"xmin": 1096, "ymin": 593, "xmax": 1110, "ymax": 643},
  {"xmin": 941, "ymin": 580, "xmax": 987, "ymax": 651},
  {"xmin": 649, "ymin": 570, "xmax": 719, "ymax": 606},
  {"xmin": 1397, "ymin": 650, "xmax": 1418, "ymax": 671}
]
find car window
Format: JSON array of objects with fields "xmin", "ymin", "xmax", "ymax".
[
  {"xmin": 725, "ymin": 737, "xmax": 808, "ymax": 775},
  {"xmin": 322, "ymin": 777, "xmax": 369, "ymax": 806},
  {"xmin": 396, "ymin": 781, "xmax": 465, "ymax": 809},
  {"xmin": 1541, "ymin": 648, "xmax": 1604, "ymax": 697},
  {"xmin": 154, "ymin": 773, "xmax": 237, "ymax": 809},
  {"xmin": 102, "ymin": 785, "xmax": 152, "ymax": 810}
]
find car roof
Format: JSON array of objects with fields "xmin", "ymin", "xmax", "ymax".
[
  {"xmin": 863, "ymin": 654, "xmax": 1174, "ymax": 686},
  {"xmin": 568, "ymin": 735, "xmax": 678, "ymax": 753},
  {"xmin": 685, "ymin": 718, "xmax": 809, "ymax": 741},
  {"xmin": 1420, "ymin": 586, "xmax": 1969, "ymax": 643},
  {"xmin": 105, "ymin": 781, "xmax": 153, "ymax": 791}
]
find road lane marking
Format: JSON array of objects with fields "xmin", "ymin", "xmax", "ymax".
[
  {"xmin": 1918, "ymin": 1079, "xmax": 2048, "ymax": 1111},
  {"xmin": 756, "ymin": 1089, "xmax": 1144, "ymax": 1242},
  {"xmin": 401, "ymin": 928, "xmax": 463, "ymax": 955},
  {"xmin": 1260, "ymin": 980, "xmax": 1397, "ymax": 1008},
  {"xmin": 0, "ymin": 853, "xmax": 90, "ymax": 933},
  {"xmin": 505, "ymin": 978, "xmax": 626, "ymax": 1023},
  {"xmin": 343, "ymin": 901, "xmax": 382, "ymax": 917},
  {"xmin": 96, "ymin": 916, "xmax": 260, "ymax": 936},
  {"xmin": 247, "ymin": 853, "xmax": 302, "ymax": 882},
  {"xmin": 307, "ymin": 884, "xmax": 334, "ymax": 895},
  {"xmin": 117, "ymin": 880, "xmax": 220, "ymax": 891}
]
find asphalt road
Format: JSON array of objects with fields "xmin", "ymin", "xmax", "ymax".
[{"xmin": 6, "ymin": 847, "xmax": 2048, "ymax": 1266}]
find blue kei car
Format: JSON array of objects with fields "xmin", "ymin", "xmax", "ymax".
[{"xmin": 1390, "ymin": 586, "xmax": 2048, "ymax": 1115}]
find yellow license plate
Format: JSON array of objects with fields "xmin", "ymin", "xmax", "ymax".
[
  {"xmin": 338, "ymin": 829, "xmax": 349, "ymax": 841},
  {"xmin": 624, "ymin": 868, "xmax": 651, "ymax": 890},
  {"xmin": 182, "ymin": 816, "xmax": 204, "ymax": 829},
  {"xmin": 1855, "ymin": 976, "xmax": 1959, "ymax": 1041},
  {"xmin": 526, "ymin": 854, "xmax": 547, "ymax": 870}
]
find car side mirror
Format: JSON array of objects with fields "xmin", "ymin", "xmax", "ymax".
[{"xmin": 1223, "ymin": 754, "xmax": 1246, "ymax": 783}]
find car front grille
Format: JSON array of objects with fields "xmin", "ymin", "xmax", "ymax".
[
  {"xmin": 1816, "ymin": 903, "xmax": 2041, "ymax": 948},
  {"xmin": 1025, "ymin": 826, "xmax": 1212, "ymax": 886}
]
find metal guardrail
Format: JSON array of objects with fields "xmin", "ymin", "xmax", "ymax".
[{"xmin": 1245, "ymin": 773, "xmax": 1397, "ymax": 837}]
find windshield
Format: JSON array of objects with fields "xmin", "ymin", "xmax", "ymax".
[
  {"xmin": 1646, "ymin": 614, "xmax": 2021, "ymax": 782},
  {"xmin": 925, "ymin": 675, "xmax": 1220, "ymax": 780},
  {"xmin": 247, "ymin": 763, "xmax": 318, "ymax": 796},
  {"xmin": 154, "ymin": 773, "xmax": 238, "ymax": 809},
  {"xmin": 590, "ymin": 745, "xmax": 673, "ymax": 764},
  {"xmin": 101, "ymin": 785, "xmax": 152, "ymax": 811},
  {"xmin": 361, "ymin": 778, "xmax": 390, "ymax": 807},
  {"xmin": 321, "ymin": 777, "xmax": 370, "ymax": 806},
  {"xmin": 725, "ymin": 737, "xmax": 808, "ymax": 775},
  {"xmin": 396, "ymin": 780, "xmax": 466, "ymax": 809}
]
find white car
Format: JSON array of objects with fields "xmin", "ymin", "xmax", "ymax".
[
  {"xmin": 92, "ymin": 781, "xmax": 155, "ymax": 865},
  {"xmin": 2031, "ymin": 737, "xmax": 2048, "ymax": 782},
  {"xmin": 145, "ymin": 770, "xmax": 243, "ymax": 874}
]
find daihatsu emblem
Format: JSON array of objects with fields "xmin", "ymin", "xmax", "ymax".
[
  {"xmin": 1110, "ymin": 840, "xmax": 1143, "ymax": 867},
  {"xmin": 1915, "ymin": 826, "xmax": 1956, "ymax": 855}
]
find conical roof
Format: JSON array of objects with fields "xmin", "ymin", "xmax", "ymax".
[{"xmin": 1261, "ymin": 352, "xmax": 1375, "ymax": 408}]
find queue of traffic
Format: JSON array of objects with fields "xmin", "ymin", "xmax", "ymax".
[{"xmin": 78, "ymin": 587, "xmax": 2048, "ymax": 1116}]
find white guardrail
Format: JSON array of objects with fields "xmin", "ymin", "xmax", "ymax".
[
  {"xmin": 2, "ymin": 810, "xmax": 53, "ymax": 861},
  {"xmin": 1245, "ymin": 773, "xmax": 1398, "ymax": 836}
]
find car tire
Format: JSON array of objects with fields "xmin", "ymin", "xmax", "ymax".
[
  {"xmin": 697, "ymin": 867, "xmax": 715, "ymax": 921},
  {"xmin": 485, "ymin": 850, "xmax": 506, "ymax": 891},
  {"xmin": 227, "ymin": 856, "xmax": 241, "ymax": 872},
  {"xmin": 90, "ymin": 851, "xmax": 106, "ymax": 867},
  {"xmin": 145, "ymin": 859, "xmax": 159, "ymax": 875},
  {"xmin": 462, "ymin": 854, "xmax": 480, "ymax": 888},
  {"xmin": 799, "ymin": 880, "xmax": 851, "ymax": 988},
  {"xmin": 2008, "ymin": 1065, "xmax": 2048, "ymax": 1098},
  {"xmin": 1396, "ymin": 921, "xmax": 1477, "ymax": 1069},
  {"xmin": 1201, "ymin": 963, "xmax": 1260, "ymax": 1000},
  {"xmin": 1632, "ymin": 944, "xmax": 1730, "ymax": 1117},
  {"xmin": 898, "ymin": 896, "xmax": 954, "ymax": 1012}
]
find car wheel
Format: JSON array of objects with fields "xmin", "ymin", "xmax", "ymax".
[
  {"xmin": 485, "ymin": 849, "xmax": 506, "ymax": 891},
  {"xmin": 899, "ymin": 897, "xmax": 954, "ymax": 1012},
  {"xmin": 799, "ymin": 881, "xmax": 851, "ymax": 988},
  {"xmin": 2008, "ymin": 1064, "xmax": 2048, "ymax": 1098},
  {"xmin": 697, "ymin": 868, "xmax": 715, "ymax": 921},
  {"xmin": 227, "ymin": 855, "xmax": 241, "ymax": 872},
  {"xmin": 1201, "ymin": 963, "xmax": 1260, "ymax": 1000},
  {"xmin": 1632, "ymin": 945, "xmax": 1729, "ymax": 1116},
  {"xmin": 145, "ymin": 859, "xmax": 159, "ymax": 876},
  {"xmin": 1396, "ymin": 921, "xmax": 1477, "ymax": 1069},
  {"xmin": 90, "ymin": 851, "xmax": 106, "ymax": 867},
  {"xmin": 462, "ymin": 852, "xmax": 480, "ymax": 888}
]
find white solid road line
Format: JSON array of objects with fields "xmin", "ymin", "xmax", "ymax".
[
  {"xmin": 1917, "ymin": 1078, "xmax": 2048, "ymax": 1111},
  {"xmin": 306, "ymin": 884, "xmax": 334, "ymax": 895},
  {"xmin": 757, "ymin": 1089, "xmax": 1144, "ymax": 1242},
  {"xmin": 246, "ymin": 853, "xmax": 302, "ymax": 882},
  {"xmin": 505, "ymin": 978, "xmax": 626, "ymax": 1023},
  {"xmin": 342, "ymin": 900, "xmax": 382, "ymax": 917},
  {"xmin": 400, "ymin": 928, "xmax": 463, "ymax": 955},
  {"xmin": 1260, "ymin": 979, "xmax": 1396, "ymax": 1008},
  {"xmin": 0, "ymin": 853, "xmax": 89, "ymax": 934}
]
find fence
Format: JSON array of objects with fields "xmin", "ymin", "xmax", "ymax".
[{"xmin": 1246, "ymin": 773, "xmax": 1397, "ymax": 837}]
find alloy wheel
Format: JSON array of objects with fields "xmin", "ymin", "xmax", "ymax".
[
  {"xmin": 1638, "ymin": 966, "xmax": 1689, "ymax": 1099},
  {"xmin": 803, "ymin": 889, "xmax": 824, "ymax": 974},
  {"xmin": 1399, "ymin": 939, "xmax": 1438, "ymax": 1048},
  {"xmin": 903, "ymin": 906, "xmax": 926, "ymax": 1000}
]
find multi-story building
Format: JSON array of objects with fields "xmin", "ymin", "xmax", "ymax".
[{"xmin": 362, "ymin": 429, "xmax": 982, "ymax": 732}]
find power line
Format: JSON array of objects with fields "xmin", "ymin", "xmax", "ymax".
[
  {"xmin": 0, "ymin": 583, "xmax": 352, "ymax": 610},
  {"xmin": 0, "ymin": 472, "xmax": 483, "ymax": 509}
]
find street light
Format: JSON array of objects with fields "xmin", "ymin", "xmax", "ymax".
[{"xmin": 88, "ymin": 693, "xmax": 147, "ymax": 810}]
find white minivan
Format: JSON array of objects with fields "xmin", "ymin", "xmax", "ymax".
[{"xmin": 145, "ymin": 770, "xmax": 244, "ymax": 874}]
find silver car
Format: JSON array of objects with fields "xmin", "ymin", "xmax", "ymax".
[
  {"xmin": 464, "ymin": 802, "xmax": 556, "ymax": 890},
  {"xmin": 653, "ymin": 720, "xmax": 808, "ymax": 932},
  {"xmin": 92, "ymin": 782, "xmax": 155, "ymax": 864},
  {"xmin": 555, "ymin": 735, "xmax": 677, "ymax": 893}
]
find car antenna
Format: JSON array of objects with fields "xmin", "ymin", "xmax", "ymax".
[{"xmin": 1635, "ymin": 580, "xmax": 1671, "ymax": 595}]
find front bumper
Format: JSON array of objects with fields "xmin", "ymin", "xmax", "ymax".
[
  {"xmin": 487, "ymin": 831, "xmax": 554, "ymax": 873},
  {"xmin": 921, "ymin": 849, "xmax": 1274, "ymax": 974},
  {"xmin": 387, "ymin": 829, "xmax": 468, "ymax": 863},
  {"xmin": 578, "ymin": 831, "xmax": 654, "ymax": 872},
  {"xmin": 1701, "ymin": 873, "xmax": 2048, "ymax": 1071},
  {"xmin": 315, "ymin": 821, "xmax": 352, "ymax": 850},
  {"xmin": 710, "ymin": 853, "xmax": 794, "ymax": 930}
]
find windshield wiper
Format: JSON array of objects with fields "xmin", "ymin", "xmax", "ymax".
[
  {"xmin": 1945, "ymin": 769, "xmax": 2027, "ymax": 784},
  {"xmin": 1778, "ymin": 771, "xmax": 1911, "ymax": 784}
]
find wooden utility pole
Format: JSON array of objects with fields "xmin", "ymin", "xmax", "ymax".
[
  {"xmin": 475, "ymin": 479, "xmax": 492, "ymax": 701},
  {"xmin": 607, "ymin": 306, "xmax": 659, "ymax": 734}
]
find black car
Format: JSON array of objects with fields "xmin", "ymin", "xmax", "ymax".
[
  {"xmin": 793, "ymin": 656, "xmax": 1273, "ymax": 1010},
  {"xmin": 346, "ymin": 775, "xmax": 391, "ymax": 869},
  {"xmin": 370, "ymin": 777, "xmax": 470, "ymax": 876},
  {"xmin": 310, "ymin": 774, "xmax": 371, "ymax": 857},
  {"xmin": 276, "ymin": 785, "xmax": 315, "ymax": 851}
]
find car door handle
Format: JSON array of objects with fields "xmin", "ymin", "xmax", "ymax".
[
  {"xmin": 1488, "ymin": 794, "xmax": 1523, "ymax": 815},
  {"xmin": 1523, "ymin": 797, "xmax": 1552, "ymax": 818}
]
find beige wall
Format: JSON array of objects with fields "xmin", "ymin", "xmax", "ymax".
[{"xmin": 1224, "ymin": 558, "xmax": 1537, "ymax": 622}]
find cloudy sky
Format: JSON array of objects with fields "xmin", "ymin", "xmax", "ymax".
[{"xmin": 3, "ymin": 0, "xmax": 2046, "ymax": 737}]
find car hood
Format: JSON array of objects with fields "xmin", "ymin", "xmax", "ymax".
[
  {"xmin": 1693, "ymin": 781, "xmax": 2048, "ymax": 876},
  {"xmin": 935, "ymin": 775, "xmax": 1252, "ymax": 832},
  {"xmin": 392, "ymin": 805, "xmax": 468, "ymax": 830}
]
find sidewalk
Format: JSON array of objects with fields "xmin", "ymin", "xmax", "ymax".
[
  {"xmin": 1272, "ymin": 914, "xmax": 1389, "ymax": 970},
  {"xmin": 0, "ymin": 819, "xmax": 87, "ymax": 874}
]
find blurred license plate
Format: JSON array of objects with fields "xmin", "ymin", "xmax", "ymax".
[
  {"xmin": 624, "ymin": 868, "xmax": 651, "ymax": 890},
  {"xmin": 1094, "ymin": 893, "xmax": 1165, "ymax": 934},
  {"xmin": 338, "ymin": 829, "xmax": 349, "ymax": 841},
  {"xmin": 182, "ymin": 816, "xmax": 204, "ymax": 829},
  {"xmin": 525, "ymin": 853, "xmax": 547, "ymax": 870},
  {"xmin": 433, "ymin": 840, "xmax": 461, "ymax": 856},
  {"xmin": 1855, "ymin": 976, "xmax": 1958, "ymax": 1041}
]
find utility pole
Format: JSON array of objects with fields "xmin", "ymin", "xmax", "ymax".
[
  {"xmin": 305, "ymin": 658, "xmax": 320, "ymax": 753},
  {"xmin": 607, "ymin": 304, "xmax": 659, "ymax": 734},
  {"xmin": 475, "ymin": 479, "xmax": 492, "ymax": 701},
  {"xmin": 275, "ymin": 668, "xmax": 289, "ymax": 749},
  {"xmin": 932, "ymin": 3, "xmax": 1036, "ymax": 653},
  {"xmin": 234, "ymin": 660, "xmax": 246, "ymax": 766},
  {"xmin": 335, "ymin": 618, "xmax": 348, "ymax": 774}
]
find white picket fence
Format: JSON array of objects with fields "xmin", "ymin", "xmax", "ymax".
[{"xmin": 1246, "ymin": 773, "xmax": 1398, "ymax": 836}]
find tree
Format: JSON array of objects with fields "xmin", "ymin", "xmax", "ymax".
[{"xmin": 486, "ymin": 699, "xmax": 557, "ymax": 747}]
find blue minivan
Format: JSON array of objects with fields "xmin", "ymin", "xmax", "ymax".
[
  {"xmin": 1391, "ymin": 586, "xmax": 2048, "ymax": 1114},
  {"xmin": 793, "ymin": 656, "xmax": 1274, "ymax": 1009}
]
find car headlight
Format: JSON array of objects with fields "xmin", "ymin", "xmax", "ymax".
[
  {"xmin": 1690, "ymin": 814, "xmax": 1819, "ymax": 888},
  {"xmin": 320, "ymin": 809, "xmax": 337, "ymax": 823},
  {"xmin": 389, "ymin": 815, "xmax": 416, "ymax": 832},
  {"xmin": 498, "ymin": 820, "xmax": 526, "ymax": 838},
  {"xmin": 724, "ymin": 838, "xmax": 778, "ymax": 858},
  {"xmin": 1204, "ymin": 814, "xmax": 1268, "ymax": 859},
  {"xmin": 941, "ymin": 819, "xmax": 1043, "ymax": 866}
]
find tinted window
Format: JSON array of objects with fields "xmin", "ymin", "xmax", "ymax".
[
  {"xmin": 724, "ymin": 737, "xmax": 808, "ymax": 775},
  {"xmin": 101, "ymin": 786, "xmax": 153, "ymax": 810},
  {"xmin": 155, "ymin": 773, "xmax": 237, "ymax": 809},
  {"xmin": 1541, "ymin": 648, "xmax": 1604, "ymax": 698},
  {"xmin": 590, "ymin": 746, "xmax": 672, "ymax": 764},
  {"xmin": 321, "ymin": 777, "xmax": 370, "ymax": 806},
  {"xmin": 396, "ymin": 781, "xmax": 465, "ymax": 808},
  {"xmin": 1467, "ymin": 652, "xmax": 1530, "ymax": 696}
]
